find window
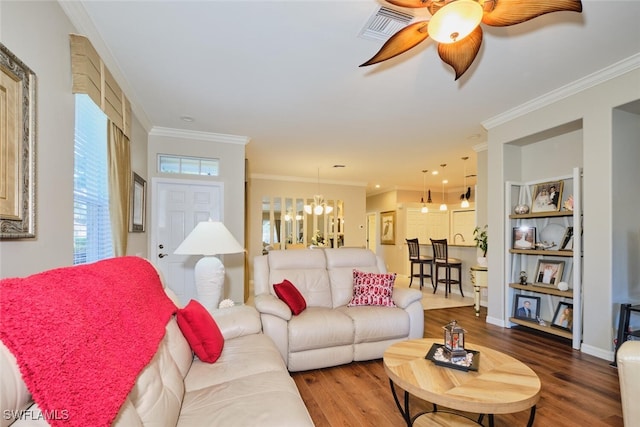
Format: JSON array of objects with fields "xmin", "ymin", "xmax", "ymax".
[
  {"xmin": 73, "ymin": 94, "xmax": 113, "ymax": 264},
  {"xmin": 158, "ymin": 154, "xmax": 219, "ymax": 176}
]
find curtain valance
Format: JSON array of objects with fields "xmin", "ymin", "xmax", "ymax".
[{"xmin": 70, "ymin": 34, "xmax": 131, "ymax": 137}]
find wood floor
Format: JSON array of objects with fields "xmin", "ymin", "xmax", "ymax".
[{"xmin": 292, "ymin": 306, "xmax": 623, "ymax": 427}]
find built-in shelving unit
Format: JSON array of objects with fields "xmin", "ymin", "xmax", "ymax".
[{"xmin": 505, "ymin": 167, "xmax": 582, "ymax": 349}]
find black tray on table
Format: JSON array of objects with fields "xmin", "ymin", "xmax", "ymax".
[{"xmin": 424, "ymin": 343, "xmax": 480, "ymax": 372}]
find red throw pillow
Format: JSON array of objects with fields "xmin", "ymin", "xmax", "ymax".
[
  {"xmin": 176, "ymin": 299, "xmax": 224, "ymax": 363},
  {"xmin": 273, "ymin": 279, "xmax": 307, "ymax": 315},
  {"xmin": 348, "ymin": 270, "xmax": 397, "ymax": 307}
]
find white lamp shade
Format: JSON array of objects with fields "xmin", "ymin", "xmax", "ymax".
[
  {"xmin": 174, "ymin": 220, "xmax": 244, "ymax": 256},
  {"xmin": 428, "ymin": 0, "xmax": 483, "ymax": 44}
]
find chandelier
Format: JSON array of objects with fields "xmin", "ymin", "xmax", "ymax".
[
  {"xmin": 304, "ymin": 195, "xmax": 334, "ymax": 215},
  {"xmin": 360, "ymin": 0, "xmax": 583, "ymax": 80},
  {"xmin": 304, "ymin": 168, "xmax": 334, "ymax": 215}
]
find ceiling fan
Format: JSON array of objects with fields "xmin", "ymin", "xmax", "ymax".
[{"xmin": 360, "ymin": 0, "xmax": 582, "ymax": 80}]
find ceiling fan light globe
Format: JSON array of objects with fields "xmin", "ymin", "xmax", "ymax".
[
  {"xmin": 428, "ymin": 0, "xmax": 483, "ymax": 44},
  {"xmin": 314, "ymin": 205, "xmax": 324, "ymax": 215}
]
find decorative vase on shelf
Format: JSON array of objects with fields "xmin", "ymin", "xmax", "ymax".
[
  {"xmin": 514, "ymin": 204, "xmax": 530, "ymax": 214},
  {"xmin": 477, "ymin": 257, "xmax": 487, "ymax": 267}
]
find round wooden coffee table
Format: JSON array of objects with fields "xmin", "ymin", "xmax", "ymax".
[{"xmin": 383, "ymin": 338, "xmax": 541, "ymax": 427}]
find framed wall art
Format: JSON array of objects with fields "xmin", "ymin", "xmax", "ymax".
[
  {"xmin": 129, "ymin": 172, "xmax": 146, "ymax": 232},
  {"xmin": 531, "ymin": 180, "xmax": 563, "ymax": 213},
  {"xmin": 0, "ymin": 43, "xmax": 37, "ymax": 239},
  {"xmin": 380, "ymin": 210, "xmax": 396, "ymax": 245}
]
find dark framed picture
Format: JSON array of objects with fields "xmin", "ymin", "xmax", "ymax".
[
  {"xmin": 560, "ymin": 226, "xmax": 574, "ymax": 250},
  {"xmin": 552, "ymin": 302, "xmax": 573, "ymax": 331},
  {"xmin": 513, "ymin": 226, "xmax": 536, "ymax": 249},
  {"xmin": 513, "ymin": 294, "xmax": 541, "ymax": 322},
  {"xmin": 129, "ymin": 172, "xmax": 147, "ymax": 232},
  {"xmin": 380, "ymin": 211, "xmax": 396, "ymax": 245},
  {"xmin": 531, "ymin": 180, "xmax": 563, "ymax": 213},
  {"xmin": 535, "ymin": 260, "xmax": 564, "ymax": 287}
]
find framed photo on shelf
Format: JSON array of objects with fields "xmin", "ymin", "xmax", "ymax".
[
  {"xmin": 513, "ymin": 226, "xmax": 536, "ymax": 249},
  {"xmin": 560, "ymin": 226, "xmax": 574, "ymax": 250},
  {"xmin": 551, "ymin": 302, "xmax": 573, "ymax": 331},
  {"xmin": 380, "ymin": 210, "xmax": 396, "ymax": 245},
  {"xmin": 513, "ymin": 294, "xmax": 541, "ymax": 322},
  {"xmin": 534, "ymin": 260, "xmax": 564, "ymax": 287},
  {"xmin": 531, "ymin": 180, "xmax": 564, "ymax": 213}
]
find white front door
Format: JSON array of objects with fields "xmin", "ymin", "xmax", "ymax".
[{"xmin": 151, "ymin": 178, "xmax": 223, "ymax": 305}]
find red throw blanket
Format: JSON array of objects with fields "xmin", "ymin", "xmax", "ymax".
[{"xmin": 0, "ymin": 256, "xmax": 177, "ymax": 427}]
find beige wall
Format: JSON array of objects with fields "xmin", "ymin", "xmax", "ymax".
[
  {"xmin": 248, "ymin": 177, "xmax": 366, "ymax": 283},
  {"xmin": 485, "ymin": 65, "xmax": 640, "ymax": 361},
  {"xmin": 0, "ymin": 1, "xmax": 148, "ymax": 278}
]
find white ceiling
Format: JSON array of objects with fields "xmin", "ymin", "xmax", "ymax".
[{"xmin": 67, "ymin": 0, "xmax": 640, "ymax": 194}]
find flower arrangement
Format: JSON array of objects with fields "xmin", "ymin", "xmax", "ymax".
[
  {"xmin": 473, "ymin": 225, "xmax": 488, "ymax": 257},
  {"xmin": 311, "ymin": 230, "xmax": 325, "ymax": 246},
  {"xmin": 563, "ymin": 195, "xmax": 574, "ymax": 211}
]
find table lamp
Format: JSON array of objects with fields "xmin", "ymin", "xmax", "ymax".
[{"xmin": 174, "ymin": 219, "xmax": 244, "ymax": 312}]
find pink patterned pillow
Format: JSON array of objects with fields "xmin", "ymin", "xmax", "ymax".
[{"xmin": 348, "ymin": 270, "xmax": 397, "ymax": 307}]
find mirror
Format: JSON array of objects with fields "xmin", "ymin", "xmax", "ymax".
[{"xmin": 262, "ymin": 196, "xmax": 344, "ymax": 251}]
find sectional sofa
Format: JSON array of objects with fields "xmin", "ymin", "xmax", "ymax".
[{"xmin": 0, "ymin": 257, "xmax": 313, "ymax": 427}]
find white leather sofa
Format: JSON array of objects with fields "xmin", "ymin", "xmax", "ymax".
[
  {"xmin": 617, "ymin": 340, "xmax": 640, "ymax": 426},
  {"xmin": 1, "ymin": 259, "xmax": 313, "ymax": 427},
  {"xmin": 253, "ymin": 248, "xmax": 424, "ymax": 372}
]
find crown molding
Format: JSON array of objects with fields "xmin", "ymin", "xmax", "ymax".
[
  {"xmin": 150, "ymin": 127, "xmax": 250, "ymax": 145},
  {"xmin": 251, "ymin": 173, "xmax": 367, "ymax": 187},
  {"xmin": 473, "ymin": 142, "xmax": 488, "ymax": 152},
  {"xmin": 482, "ymin": 53, "xmax": 640, "ymax": 130},
  {"xmin": 59, "ymin": 1, "xmax": 154, "ymax": 133}
]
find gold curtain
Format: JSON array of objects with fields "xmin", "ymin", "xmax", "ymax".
[{"xmin": 107, "ymin": 121, "xmax": 131, "ymax": 256}]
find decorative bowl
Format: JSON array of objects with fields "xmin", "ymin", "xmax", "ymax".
[{"xmin": 514, "ymin": 204, "xmax": 530, "ymax": 214}]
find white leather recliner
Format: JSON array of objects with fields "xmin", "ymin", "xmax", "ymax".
[
  {"xmin": 253, "ymin": 248, "xmax": 424, "ymax": 372},
  {"xmin": 617, "ymin": 340, "xmax": 640, "ymax": 426}
]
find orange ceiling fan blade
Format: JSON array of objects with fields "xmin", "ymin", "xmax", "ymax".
[
  {"xmin": 360, "ymin": 21, "xmax": 430, "ymax": 67},
  {"xmin": 385, "ymin": 0, "xmax": 434, "ymax": 8},
  {"xmin": 437, "ymin": 24, "xmax": 483, "ymax": 80},
  {"xmin": 482, "ymin": 0, "xmax": 582, "ymax": 27}
]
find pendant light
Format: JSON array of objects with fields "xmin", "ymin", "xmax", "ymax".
[
  {"xmin": 461, "ymin": 156, "xmax": 470, "ymax": 208},
  {"xmin": 420, "ymin": 170, "xmax": 429, "ymax": 213},
  {"xmin": 304, "ymin": 168, "xmax": 333, "ymax": 215},
  {"xmin": 440, "ymin": 164, "xmax": 448, "ymax": 211}
]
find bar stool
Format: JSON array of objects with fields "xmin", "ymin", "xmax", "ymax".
[
  {"xmin": 406, "ymin": 238, "xmax": 433, "ymax": 290},
  {"xmin": 430, "ymin": 238, "xmax": 463, "ymax": 298}
]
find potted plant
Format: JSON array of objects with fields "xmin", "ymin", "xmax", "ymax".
[{"xmin": 473, "ymin": 225, "xmax": 488, "ymax": 267}]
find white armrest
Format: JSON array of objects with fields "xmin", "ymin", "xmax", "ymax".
[
  {"xmin": 618, "ymin": 340, "xmax": 640, "ymax": 426},
  {"xmin": 254, "ymin": 294, "xmax": 292, "ymax": 321},
  {"xmin": 392, "ymin": 287, "xmax": 423, "ymax": 309},
  {"xmin": 210, "ymin": 305, "xmax": 262, "ymax": 340}
]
